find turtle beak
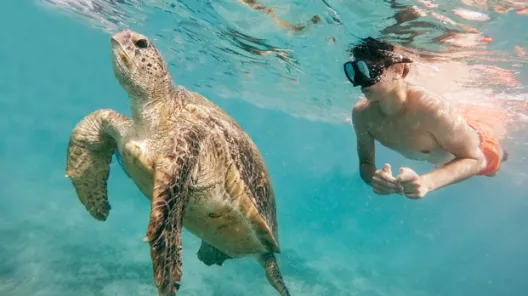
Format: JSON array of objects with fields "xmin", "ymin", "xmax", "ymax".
[
  {"xmin": 111, "ymin": 31, "xmax": 132, "ymax": 69},
  {"xmin": 119, "ymin": 52, "xmax": 131, "ymax": 68},
  {"xmin": 111, "ymin": 29, "xmax": 132, "ymax": 48}
]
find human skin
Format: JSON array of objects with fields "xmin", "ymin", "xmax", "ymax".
[{"xmin": 351, "ymin": 62, "xmax": 498, "ymax": 199}]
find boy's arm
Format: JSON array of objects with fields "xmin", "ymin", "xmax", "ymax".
[
  {"xmin": 352, "ymin": 103, "xmax": 376, "ymax": 185},
  {"xmin": 420, "ymin": 102, "xmax": 487, "ymax": 192}
]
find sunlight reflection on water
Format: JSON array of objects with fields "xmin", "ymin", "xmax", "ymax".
[{"xmin": 39, "ymin": 0, "xmax": 528, "ymax": 141}]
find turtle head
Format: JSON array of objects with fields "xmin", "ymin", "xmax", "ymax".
[{"xmin": 111, "ymin": 29, "xmax": 172, "ymax": 100}]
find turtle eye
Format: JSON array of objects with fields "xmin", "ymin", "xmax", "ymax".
[{"xmin": 134, "ymin": 39, "xmax": 149, "ymax": 49}]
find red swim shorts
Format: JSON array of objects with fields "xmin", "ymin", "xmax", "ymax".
[{"xmin": 461, "ymin": 112, "xmax": 503, "ymax": 176}]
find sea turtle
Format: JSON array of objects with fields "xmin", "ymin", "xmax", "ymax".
[{"xmin": 65, "ymin": 29, "xmax": 290, "ymax": 296}]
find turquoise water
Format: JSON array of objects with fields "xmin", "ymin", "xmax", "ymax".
[{"xmin": 1, "ymin": 0, "xmax": 527, "ymax": 295}]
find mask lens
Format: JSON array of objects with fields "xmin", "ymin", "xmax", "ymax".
[
  {"xmin": 357, "ymin": 61, "xmax": 371, "ymax": 79},
  {"xmin": 344, "ymin": 62, "xmax": 355, "ymax": 83}
]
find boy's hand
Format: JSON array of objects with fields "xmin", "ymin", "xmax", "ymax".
[
  {"xmin": 372, "ymin": 163, "xmax": 404, "ymax": 195},
  {"xmin": 396, "ymin": 167, "xmax": 429, "ymax": 199}
]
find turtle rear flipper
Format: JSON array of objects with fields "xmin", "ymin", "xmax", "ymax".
[
  {"xmin": 66, "ymin": 109, "xmax": 129, "ymax": 221},
  {"xmin": 258, "ymin": 253, "xmax": 290, "ymax": 296},
  {"xmin": 197, "ymin": 240, "xmax": 232, "ymax": 266}
]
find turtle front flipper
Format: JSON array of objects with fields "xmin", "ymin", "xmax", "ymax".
[
  {"xmin": 197, "ymin": 240, "xmax": 232, "ymax": 266},
  {"xmin": 145, "ymin": 130, "xmax": 202, "ymax": 296},
  {"xmin": 65, "ymin": 109, "xmax": 130, "ymax": 221},
  {"xmin": 258, "ymin": 253, "xmax": 291, "ymax": 296}
]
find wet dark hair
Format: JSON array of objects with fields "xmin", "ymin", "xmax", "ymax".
[
  {"xmin": 347, "ymin": 37, "xmax": 414, "ymax": 76},
  {"xmin": 348, "ymin": 37, "xmax": 395, "ymax": 60}
]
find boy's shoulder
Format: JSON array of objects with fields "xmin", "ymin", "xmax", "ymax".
[
  {"xmin": 406, "ymin": 85, "xmax": 462, "ymax": 131},
  {"xmin": 352, "ymin": 98, "xmax": 376, "ymax": 130},
  {"xmin": 407, "ymin": 85, "xmax": 451, "ymax": 114},
  {"xmin": 352, "ymin": 97, "xmax": 372, "ymax": 115}
]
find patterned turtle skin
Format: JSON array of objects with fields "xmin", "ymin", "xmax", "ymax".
[{"xmin": 65, "ymin": 29, "xmax": 290, "ymax": 296}]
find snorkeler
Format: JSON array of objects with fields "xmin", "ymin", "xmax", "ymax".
[{"xmin": 344, "ymin": 37, "xmax": 507, "ymax": 199}]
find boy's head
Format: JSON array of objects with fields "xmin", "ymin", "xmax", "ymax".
[{"xmin": 344, "ymin": 37, "xmax": 414, "ymax": 96}]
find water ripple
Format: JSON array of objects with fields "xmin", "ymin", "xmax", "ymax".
[{"xmin": 39, "ymin": 0, "xmax": 527, "ymax": 125}]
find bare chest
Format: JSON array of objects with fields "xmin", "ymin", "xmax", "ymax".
[{"xmin": 367, "ymin": 116, "xmax": 450, "ymax": 162}]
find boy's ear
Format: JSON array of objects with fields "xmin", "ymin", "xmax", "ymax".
[
  {"xmin": 394, "ymin": 63, "xmax": 405, "ymax": 75},
  {"xmin": 402, "ymin": 63, "xmax": 410, "ymax": 78},
  {"xmin": 391, "ymin": 63, "xmax": 410, "ymax": 78}
]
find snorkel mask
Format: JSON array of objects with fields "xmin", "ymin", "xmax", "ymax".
[{"xmin": 343, "ymin": 50, "xmax": 414, "ymax": 88}]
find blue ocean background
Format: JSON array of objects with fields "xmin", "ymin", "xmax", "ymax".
[{"xmin": 1, "ymin": 0, "xmax": 527, "ymax": 295}]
